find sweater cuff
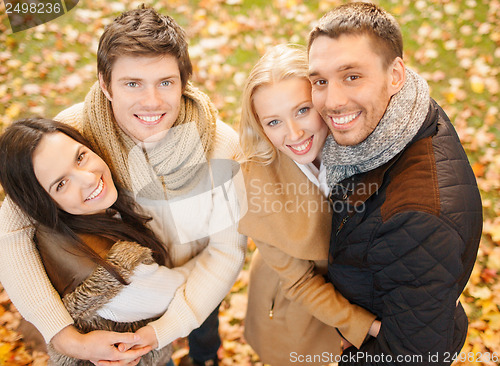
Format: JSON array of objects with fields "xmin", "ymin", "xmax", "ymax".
[
  {"xmin": 340, "ymin": 309, "xmax": 377, "ymax": 349},
  {"xmin": 147, "ymin": 286, "xmax": 198, "ymax": 349},
  {"xmin": 31, "ymin": 297, "xmax": 74, "ymax": 343}
]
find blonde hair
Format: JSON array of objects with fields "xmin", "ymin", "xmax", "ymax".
[{"xmin": 239, "ymin": 44, "xmax": 309, "ymax": 165}]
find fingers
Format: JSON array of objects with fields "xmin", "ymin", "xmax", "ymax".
[
  {"xmin": 95, "ymin": 357, "xmax": 141, "ymax": 366},
  {"xmin": 117, "ymin": 343, "xmax": 132, "ymax": 352},
  {"xmin": 107, "ymin": 332, "xmax": 141, "ymax": 345},
  {"xmin": 95, "ymin": 346, "xmax": 152, "ymax": 366}
]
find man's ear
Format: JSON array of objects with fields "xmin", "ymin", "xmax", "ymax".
[
  {"xmin": 388, "ymin": 57, "xmax": 405, "ymax": 96},
  {"xmin": 98, "ymin": 73, "xmax": 113, "ymax": 101}
]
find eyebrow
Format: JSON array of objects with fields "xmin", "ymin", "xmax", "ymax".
[
  {"xmin": 261, "ymin": 101, "xmax": 310, "ymax": 121},
  {"xmin": 116, "ymin": 74, "xmax": 180, "ymax": 82},
  {"xmin": 308, "ymin": 64, "xmax": 358, "ymax": 78},
  {"xmin": 48, "ymin": 144, "xmax": 82, "ymax": 193}
]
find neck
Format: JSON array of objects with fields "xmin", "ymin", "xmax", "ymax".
[{"xmin": 312, "ymin": 155, "xmax": 322, "ymax": 169}]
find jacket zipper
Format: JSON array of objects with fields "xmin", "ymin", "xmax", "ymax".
[{"xmin": 336, "ymin": 216, "xmax": 350, "ymax": 236}]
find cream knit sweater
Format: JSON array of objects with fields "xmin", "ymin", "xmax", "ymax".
[{"xmin": 0, "ymin": 103, "xmax": 246, "ymax": 348}]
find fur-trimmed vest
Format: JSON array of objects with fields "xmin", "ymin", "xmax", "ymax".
[{"xmin": 35, "ymin": 228, "xmax": 173, "ymax": 366}]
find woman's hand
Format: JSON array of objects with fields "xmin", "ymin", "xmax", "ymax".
[
  {"xmin": 51, "ymin": 325, "xmax": 152, "ymax": 365},
  {"xmin": 368, "ymin": 319, "xmax": 381, "ymax": 337}
]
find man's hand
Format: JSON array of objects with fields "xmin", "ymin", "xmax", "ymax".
[{"xmin": 51, "ymin": 325, "xmax": 152, "ymax": 365}]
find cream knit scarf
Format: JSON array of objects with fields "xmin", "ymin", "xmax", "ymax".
[
  {"xmin": 322, "ymin": 67, "xmax": 430, "ymax": 187},
  {"xmin": 82, "ymin": 81, "xmax": 217, "ymax": 200}
]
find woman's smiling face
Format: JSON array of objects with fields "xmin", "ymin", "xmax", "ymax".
[
  {"xmin": 254, "ymin": 77, "xmax": 328, "ymax": 166},
  {"xmin": 32, "ymin": 132, "xmax": 118, "ymax": 215}
]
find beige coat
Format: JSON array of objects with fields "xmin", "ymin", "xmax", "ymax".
[{"xmin": 239, "ymin": 153, "xmax": 376, "ymax": 366}]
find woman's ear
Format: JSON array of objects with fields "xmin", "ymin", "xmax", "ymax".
[
  {"xmin": 388, "ymin": 57, "xmax": 405, "ymax": 96},
  {"xmin": 98, "ymin": 74, "xmax": 113, "ymax": 101}
]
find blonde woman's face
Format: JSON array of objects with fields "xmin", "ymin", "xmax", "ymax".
[{"xmin": 254, "ymin": 77, "xmax": 328, "ymax": 166}]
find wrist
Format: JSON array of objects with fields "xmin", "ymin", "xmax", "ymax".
[
  {"xmin": 143, "ymin": 325, "xmax": 159, "ymax": 349},
  {"xmin": 51, "ymin": 325, "xmax": 83, "ymax": 357},
  {"xmin": 368, "ymin": 320, "xmax": 381, "ymax": 337}
]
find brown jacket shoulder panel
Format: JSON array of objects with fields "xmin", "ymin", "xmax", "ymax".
[{"xmin": 381, "ymin": 135, "xmax": 440, "ymax": 222}]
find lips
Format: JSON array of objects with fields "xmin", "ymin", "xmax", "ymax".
[
  {"xmin": 287, "ymin": 136, "xmax": 314, "ymax": 155},
  {"xmin": 135, "ymin": 113, "xmax": 165, "ymax": 125},
  {"xmin": 85, "ymin": 178, "xmax": 104, "ymax": 201}
]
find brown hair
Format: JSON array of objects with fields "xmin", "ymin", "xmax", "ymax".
[
  {"xmin": 308, "ymin": 2, "xmax": 403, "ymax": 69},
  {"xmin": 98, "ymin": 4, "xmax": 192, "ymax": 92}
]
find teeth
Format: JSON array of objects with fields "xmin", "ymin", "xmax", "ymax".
[
  {"xmin": 85, "ymin": 178, "xmax": 103, "ymax": 201},
  {"xmin": 289, "ymin": 137, "xmax": 312, "ymax": 152},
  {"xmin": 137, "ymin": 114, "xmax": 162, "ymax": 122},
  {"xmin": 331, "ymin": 112, "xmax": 359, "ymax": 125}
]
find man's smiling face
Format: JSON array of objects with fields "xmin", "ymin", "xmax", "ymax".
[
  {"xmin": 308, "ymin": 34, "xmax": 403, "ymax": 146},
  {"xmin": 100, "ymin": 54, "xmax": 183, "ymax": 143}
]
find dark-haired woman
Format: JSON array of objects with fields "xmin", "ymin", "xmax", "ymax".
[{"xmin": 0, "ymin": 118, "xmax": 189, "ymax": 365}]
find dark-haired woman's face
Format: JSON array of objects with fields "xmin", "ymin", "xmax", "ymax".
[{"xmin": 32, "ymin": 132, "xmax": 118, "ymax": 215}]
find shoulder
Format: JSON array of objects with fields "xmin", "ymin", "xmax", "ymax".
[
  {"xmin": 211, "ymin": 120, "xmax": 240, "ymax": 160},
  {"xmin": 381, "ymin": 136, "xmax": 440, "ymax": 221},
  {"xmin": 54, "ymin": 102, "xmax": 85, "ymax": 131}
]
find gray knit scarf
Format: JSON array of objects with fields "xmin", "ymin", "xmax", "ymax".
[{"xmin": 322, "ymin": 67, "xmax": 430, "ymax": 187}]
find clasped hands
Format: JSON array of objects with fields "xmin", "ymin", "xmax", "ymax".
[{"xmin": 51, "ymin": 324, "xmax": 159, "ymax": 366}]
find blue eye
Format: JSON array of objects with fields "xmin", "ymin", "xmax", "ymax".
[
  {"xmin": 160, "ymin": 80, "xmax": 172, "ymax": 86},
  {"xmin": 298, "ymin": 107, "xmax": 310, "ymax": 115},
  {"xmin": 267, "ymin": 120, "xmax": 280, "ymax": 127}
]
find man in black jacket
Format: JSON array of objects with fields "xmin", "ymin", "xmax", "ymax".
[{"xmin": 307, "ymin": 3, "xmax": 482, "ymax": 365}]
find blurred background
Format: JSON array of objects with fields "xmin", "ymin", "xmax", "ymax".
[{"xmin": 0, "ymin": 0, "xmax": 499, "ymax": 364}]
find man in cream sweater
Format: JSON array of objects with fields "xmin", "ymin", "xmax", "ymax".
[{"xmin": 0, "ymin": 5, "xmax": 246, "ymax": 366}]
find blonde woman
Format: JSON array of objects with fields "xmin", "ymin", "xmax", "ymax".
[{"xmin": 238, "ymin": 45, "xmax": 380, "ymax": 365}]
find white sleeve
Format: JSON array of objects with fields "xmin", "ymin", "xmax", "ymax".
[
  {"xmin": 148, "ymin": 168, "xmax": 247, "ymax": 348},
  {"xmin": 97, "ymin": 260, "xmax": 195, "ymax": 322},
  {"xmin": 0, "ymin": 197, "xmax": 74, "ymax": 342}
]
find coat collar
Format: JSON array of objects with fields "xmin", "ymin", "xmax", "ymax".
[{"xmin": 239, "ymin": 152, "xmax": 332, "ymax": 260}]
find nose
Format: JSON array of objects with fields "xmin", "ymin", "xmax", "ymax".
[
  {"xmin": 76, "ymin": 169, "xmax": 97, "ymax": 189},
  {"xmin": 325, "ymin": 83, "xmax": 348, "ymax": 112},
  {"xmin": 141, "ymin": 86, "xmax": 162, "ymax": 108},
  {"xmin": 286, "ymin": 119, "xmax": 304, "ymax": 141}
]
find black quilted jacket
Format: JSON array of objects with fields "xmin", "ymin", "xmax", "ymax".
[{"xmin": 327, "ymin": 100, "xmax": 482, "ymax": 365}]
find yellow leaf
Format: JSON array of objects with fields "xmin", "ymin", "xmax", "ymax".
[
  {"xmin": 0, "ymin": 342, "xmax": 13, "ymax": 359},
  {"xmin": 487, "ymin": 247, "xmax": 500, "ymax": 269},
  {"xmin": 485, "ymin": 313, "xmax": 500, "ymax": 331},
  {"xmin": 443, "ymin": 91, "xmax": 457, "ymax": 104},
  {"xmin": 5, "ymin": 103, "xmax": 21, "ymax": 120},
  {"xmin": 478, "ymin": 299, "xmax": 498, "ymax": 315},
  {"xmin": 468, "ymin": 286, "xmax": 492, "ymax": 300},
  {"xmin": 470, "ymin": 76, "xmax": 485, "ymax": 94},
  {"xmin": 481, "ymin": 329, "xmax": 500, "ymax": 350}
]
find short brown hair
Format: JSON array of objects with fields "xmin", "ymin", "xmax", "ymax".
[
  {"xmin": 308, "ymin": 2, "xmax": 403, "ymax": 69},
  {"xmin": 97, "ymin": 4, "xmax": 192, "ymax": 91}
]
